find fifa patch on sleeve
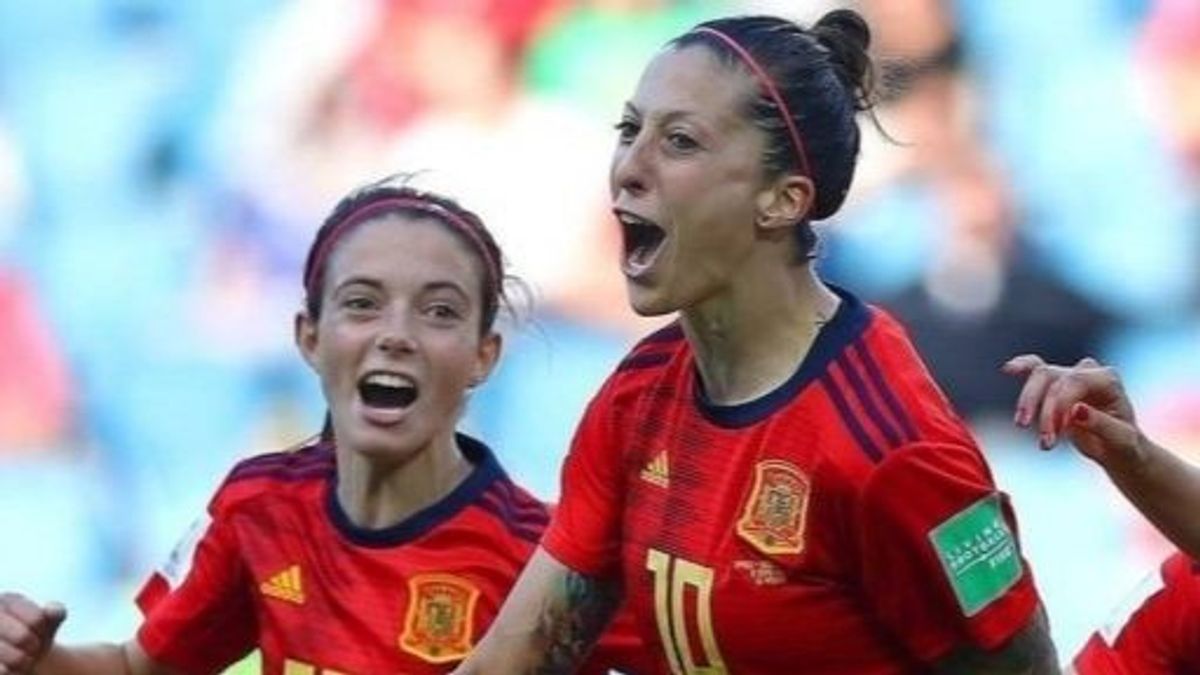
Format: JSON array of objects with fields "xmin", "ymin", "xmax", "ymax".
[{"xmin": 928, "ymin": 494, "xmax": 1022, "ymax": 616}]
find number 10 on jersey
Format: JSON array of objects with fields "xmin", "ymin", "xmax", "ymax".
[{"xmin": 646, "ymin": 548, "xmax": 728, "ymax": 674}]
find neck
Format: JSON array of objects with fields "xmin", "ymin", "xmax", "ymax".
[
  {"xmin": 682, "ymin": 263, "xmax": 839, "ymax": 405},
  {"xmin": 334, "ymin": 431, "xmax": 472, "ymax": 530}
]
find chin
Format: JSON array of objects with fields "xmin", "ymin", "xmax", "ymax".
[
  {"xmin": 342, "ymin": 427, "xmax": 420, "ymax": 461},
  {"xmin": 631, "ymin": 303, "xmax": 674, "ymax": 318},
  {"xmin": 626, "ymin": 285, "xmax": 677, "ymax": 317}
]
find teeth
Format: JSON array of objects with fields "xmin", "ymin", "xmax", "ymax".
[
  {"xmin": 363, "ymin": 372, "xmax": 410, "ymax": 389},
  {"xmin": 616, "ymin": 211, "xmax": 653, "ymax": 227}
]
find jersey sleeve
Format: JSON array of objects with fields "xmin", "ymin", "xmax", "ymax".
[
  {"xmin": 856, "ymin": 441, "xmax": 1040, "ymax": 663},
  {"xmin": 1073, "ymin": 634, "xmax": 1132, "ymax": 675},
  {"xmin": 134, "ymin": 496, "xmax": 257, "ymax": 674},
  {"xmin": 1075, "ymin": 551, "xmax": 1200, "ymax": 675},
  {"xmin": 541, "ymin": 378, "xmax": 625, "ymax": 578}
]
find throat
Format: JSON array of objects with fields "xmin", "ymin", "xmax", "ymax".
[
  {"xmin": 335, "ymin": 442, "xmax": 472, "ymax": 529},
  {"xmin": 694, "ymin": 350, "xmax": 807, "ymax": 406},
  {"xmin": 686, "ymin": 291, "xmax": 838, "ymax": 406}
]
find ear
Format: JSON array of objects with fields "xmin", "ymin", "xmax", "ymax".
[
  {"xmin": 294, "ymin": 310, "xmax": 320, "ymax": 371},
  {"xmin": 755, "ymin": 174, "xmax": 815, "ymax": 235},
  {"xmin": 471, "ymin": 331, "xmax": 503, "ymax": 388}
]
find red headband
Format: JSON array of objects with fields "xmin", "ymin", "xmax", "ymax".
[
  {"xmin": 692, "ymin": 27, "xmax": 813, "ymax": 179},
  {"xmin": 304, "ymin": 196, "xmax": 500, "ymax": 298}
]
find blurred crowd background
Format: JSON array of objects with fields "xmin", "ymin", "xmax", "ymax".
[{"xmin": 0, "ymin": 0, "xmax": 1197, "ymax": 663}]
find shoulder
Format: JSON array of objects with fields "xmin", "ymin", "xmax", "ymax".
[
  {"xmin": 810, "ymin": 301, "xmax": 982, "ymax": 483},
  {"xmin": 209, "ymin": 438, "xmax": 335, "ymax": 515},
  {"xmin": 474, "ymin": 474, "xmax": 552, "ymax": 546},
  {"xmin": 456, "ymin": 434, "xmax": 551, "ymax": 547},
  {"xmin": 580, "ymin": 321, "xmax": 688, "ymax": 417},
  {"xmin": 615, "ymin": 321, "xmax": 686, "ymax": 373},
  {"xmin": 850, "ymin": 303, "xmax": 978, "ymax": 446},
  {"xmin": 1160, "ymin": 550, "xmax": 1200, "ymax": 584}
]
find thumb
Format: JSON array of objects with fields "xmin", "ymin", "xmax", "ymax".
[
  {"xmin": 1067, "ymin": 402, "xmax": 1139, "ymax": 463},
  {"xmin": 39, "ymin": 602, "xmax": 67, "ymax": 644}
]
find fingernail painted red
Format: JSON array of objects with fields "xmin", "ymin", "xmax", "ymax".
[{"xmin": 1072, "ymin": 404, "xmax": 1090, "ymax": 424}]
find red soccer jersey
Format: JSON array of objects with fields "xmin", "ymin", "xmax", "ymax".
[
  {"xmin": 135, "ymin": 433, "xmax": 644, "ymax": 675},
  {"xmin": 1073, "ymin": 551, "xmax": 1200, "ymax": 675},
  {"xmin": 543, "ymin": 287, "xmax": 1043, "ymax": 673}
]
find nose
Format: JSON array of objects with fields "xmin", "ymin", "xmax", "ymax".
[
  {"xmin": 610, "ymin": 137, "xmax": 649, "ymax": 199},
  {"xmin": 376, "ymin": 310, "xmax": 417, "ymax": 355}
]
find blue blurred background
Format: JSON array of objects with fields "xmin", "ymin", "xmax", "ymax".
[{"xmin": 0, "ymin": 0, "xmax": 1197, "ymax": 664}]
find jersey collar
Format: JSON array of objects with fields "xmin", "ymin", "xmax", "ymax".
[
  {"xmin": 694, "ymin": 284, "xmax": 872, "ymax": 428},
  {"xmin": 325, "ymin": 432, "xmax": 505, "ymax": 548}
]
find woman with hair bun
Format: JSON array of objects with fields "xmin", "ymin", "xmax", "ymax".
[{"xmin": 458, "ymin": 9, "xmax": 1060, "ymax": 674}]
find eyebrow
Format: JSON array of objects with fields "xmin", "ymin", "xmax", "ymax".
[
  {"xmin": 421, "ymin": 280, "xmax": 472, "ymax": 301},
  {"xmin": 332, "ymin": 277, "xmax": 472, "ymax": 301},
  {"xmin": 332, "ymin": 277, "xmax": 383, "ymax": 295},
  {"xmin": 622, "ymin": 101, "xmax": 703, "ymax": 127}
]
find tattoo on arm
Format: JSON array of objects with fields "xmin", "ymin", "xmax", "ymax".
[
  {"xmin": 530, "ymin": 570, "xmax": 621, "ymax": 675},
  {"xmin": 934, "ymin": 604, "xmax": 1061, "ymax": 675}
]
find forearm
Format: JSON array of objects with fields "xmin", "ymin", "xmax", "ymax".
[
  {"xmin": 934, "ymin": 604, "xmax": 1060, "ymax": 674},
  {"xmin": 1106, "ymin": 438, "xmax": 1200, "ymax": 560},
  {"xmin": 528, "ymin": 570, "xmax": 621, "ymax": 674},
  {"xmin": 458, "ymin": 548, "xmax": 621, "ymax": 675},
  {"xmin": 34, "ymin": 643, "xmax": 133, "ymax": 675}
]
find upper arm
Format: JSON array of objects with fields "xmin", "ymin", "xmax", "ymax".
[
  {"xmin": 857, "ymin": 443, "xmax": 1046, "ymax": 663},
  {"xmin": 932, "ymin": 603, "xmax": 1061, "ymax": 674},
  {"xmin": 539, "ymin": 382, "xmax": 627, "ymax": 577},
  {"xmin": 134, "ymin": 510, "xmax": 257, "ymax": 672},
  {"xmin": 460, "ymin": 547, "xmax": 622, "ymax": 675}
]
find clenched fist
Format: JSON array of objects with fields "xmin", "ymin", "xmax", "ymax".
[{"xmin": 0, "ymin": 593, "xmax": 66, "ymax": 674}]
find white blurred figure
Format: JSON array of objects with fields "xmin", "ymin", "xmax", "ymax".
[{"xmin": 385, "ymin": 1, "xmax": 624, "ymax": 328}]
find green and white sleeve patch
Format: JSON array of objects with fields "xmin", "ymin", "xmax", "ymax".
[{"xmin": 928, "ymin": 494, "xmax": 1022, "ymax": 616}]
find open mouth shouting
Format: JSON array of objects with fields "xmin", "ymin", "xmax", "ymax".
[
  {"xmin": 357, "ymin": 370, "xmax": 418, "ymax": 423},
  {"xmin": 616, "ymin": 208, "xmax": 667, "ymax": 279}
]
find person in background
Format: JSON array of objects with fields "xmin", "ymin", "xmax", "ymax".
[{"xmin": 842, "ymin": 0, "xmax": 1116, "ymax": 423}]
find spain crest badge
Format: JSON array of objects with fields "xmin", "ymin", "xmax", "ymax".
[
  {"xmin": 399, "ymin": 573, "xmax": 480, "ymax": 663},
  {"xmin": 736, "ymin": 459, "xmax": 810, "ymax": 556}
]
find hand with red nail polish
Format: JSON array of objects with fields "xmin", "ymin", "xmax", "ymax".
[
  {"xmin": 1002, "ymin": 353, "xmax": 1200, "ymax": 561},
  {"xmin": 1001, "ymin": 354, "xmax": 1138, "ymax": 466}
]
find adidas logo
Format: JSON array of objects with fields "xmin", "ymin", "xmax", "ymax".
[
  {"xmin": 639, "ymin": 451, "xmax": 669, "ymax": 488},
  {"xmin": 260, "ymin": 564, "xmax": 305, "ymax": 604}
]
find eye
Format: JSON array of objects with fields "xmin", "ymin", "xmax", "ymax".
[
  {"xmin": 342, "ymin": 295, "xmax": 378, "ymax": 312},
  {"xmin": 665, "ymin": 130, "xmax": 698, "ymax": 151},
  {"xmin": 426, "ymin": 303, "xmax": 463, "ymax": 321},
  {"xmin": 614, "ymin": 118, "xmax": 640, "ymax": 145}
]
